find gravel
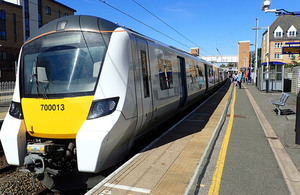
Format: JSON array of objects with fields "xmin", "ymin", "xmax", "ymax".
[{"xmin": 0, "ymin": 154, "xmax": 46, "ymax": 195}]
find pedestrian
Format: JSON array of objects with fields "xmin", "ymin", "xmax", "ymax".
[
  {"xmin": 248, "ymin": 71, "xmax": 252, "ymax": 84},
  {"xmin": 234, "ymin": 72, "xmax": 238, "ymax": 86},
  {"xmin": 245, "ymin": 71, "xmax": 248, "ymax": 85},
  {"xmin": 237, "ymin": 71, "xmax": 242, "ymax": 89},
  {"xmin": 232, "ymin": 72, "xmax": 236, "ymax": 83}
]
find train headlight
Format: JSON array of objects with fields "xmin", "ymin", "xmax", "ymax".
[
  {"xmin": 87, "ymin": 97, "xmax": 119, "ymax": 119},
  {"xmin": 9, "ymin": 101, "xmax": 23, "ymax": 119}
]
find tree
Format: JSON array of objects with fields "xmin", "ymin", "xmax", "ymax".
[
  {"xmin": 291, "ymin": 55, "xmax": 300, "ymax": 66},
  {"xmin": 257, "ymin": 48, "xmax": 262, "ymax": 66},
  {"xmin": 285, "ymin": 55, "xmax": 300, "ymax": 67},
  {"xmin": 227, "ymin": 62, "xmax": 236, "ymax": 67}
]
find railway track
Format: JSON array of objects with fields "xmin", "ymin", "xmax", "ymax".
[
  {"xmin": 0, "ymin": 148, "xmax": 47, "ymax": 194},
  {"xmin": 0, "ymin": 164, "xmax": 17, "ymax": 174}
]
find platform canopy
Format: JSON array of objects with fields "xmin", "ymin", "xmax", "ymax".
[{"xmin": 261, "ymin": 61, "xmax": 285, "ymax": 65}]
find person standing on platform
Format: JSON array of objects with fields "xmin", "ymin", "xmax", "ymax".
[
  {"xmin": 248, "ymin": 71, "xmax": 252, "ymax": 84},
  {"xmin": 237, "ymin": 71, "xmax": 242, "ymax": 89},
  {"xmin": 234, "ymin": 72, "xmax": 238, "ymax": 86},
  {"xmin": 245, "ymin": 71, "xmax": 248, "ymax": 85}
]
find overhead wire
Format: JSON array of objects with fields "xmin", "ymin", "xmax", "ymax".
[
  {"xmin": 98, "ymin": 0, "xmax": 191, "ymax": 50},
  {"xmin": 131, "ymin": 0, "xmax": 214, "ymax": 56}
]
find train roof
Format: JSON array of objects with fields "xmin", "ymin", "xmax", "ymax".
[
  {"xmin": 25, "ymin": 15, "xmax": 215, "ymax": 67},
  {"xmin": 26, "ymin": 15, "xmax": 120, "ymax": 44}
]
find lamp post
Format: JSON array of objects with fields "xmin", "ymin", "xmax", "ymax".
[
  {"xmin": 265, "ymin": 26, "xmax": 270, "ymax": 93},
  {"xmin": 252, "ymin": 20, "xmax": 268, "ymax": 88}
]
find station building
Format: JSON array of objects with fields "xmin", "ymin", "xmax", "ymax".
[
  {"xmin": 261, "ymin": 15, "xmax": 300, "ymax": 66},
  {"xmin": 259, "ymin": 15, "xmax": 300, "ymax": 91},
  {"xmin": 0, "ymin": 0, "xmax": 76, "ymax": 81}
]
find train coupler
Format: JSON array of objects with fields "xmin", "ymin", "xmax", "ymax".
[{"xmin": 22, "ymin": 154, "xmax": 45, "ymax": 174}]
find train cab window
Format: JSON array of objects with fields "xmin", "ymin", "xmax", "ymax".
[
  {"xmin": 21, "ymin": 31, "xmax": 109, "ymax": 98},
  {"xmin": 141, "ymin": 50, "xmax": 150, "ymax": 98},
  {"xmin": 158, "ymin": 59, "xmax": 173, "ymax": 90}
]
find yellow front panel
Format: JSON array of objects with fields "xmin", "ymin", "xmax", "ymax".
[{"xmin": 22, "ymin": 96, "xmax": 94, "ymax": 139}]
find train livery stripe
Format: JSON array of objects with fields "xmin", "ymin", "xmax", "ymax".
[{"xmin": 21, "ymin": 96, "xmax": 94, "ymax": 139}]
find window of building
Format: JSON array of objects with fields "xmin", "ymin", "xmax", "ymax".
[
  {"xmin": 0, "ymin": 31, "xmax": 5, "ymax": 40},
  {"xmin": 13, "ymin": 13, "xmax": 17, "ymax": 42},
  {"xmin": 287, "ymin": 25, "xmax": 297, "ymax": 38},
  {"xmin": 0, "ymin": 52, "xmax": 7, "ymax": 61},
  {"xmin": 38, "ymin": 0, "xmax": 42, "ymax": 28},
  {"xmin": 58, "ymin": 11, "xmax": 61, "ymax": 18},
  {"xmin": 275, "ymin": 42, "xmax": 283, "ymax": 48},
  {"xmin": 0, "ymin": 10, "xmax": 6, "ymax": 40},
  {"xmin": 288, "ymin": 54, "xmax": 294, "ymax": 58},
  {"xmin": 274, "ymin": 53, "xmax": 282, "ymax": 59},
  {"xmin": 65, "ymin": 13, "xmax": 69, "ymax": 17},
  {"xmin": 0, "ymin": 10, "xmax": 5, "ymax": 20},
  {"xmin": 46, "ymin": 6, "xmax": 51, "ymax": 15},
  {"xmin": 24, "ymin": 0, "xmax": 30, "ymax": 40},
  {"xmin": 276, "ymin": 32, "xmax": 282, "ymax": 37},
  {"xmin": 274, "ymin": 26, "xmax": 283, "ymax": 38}
]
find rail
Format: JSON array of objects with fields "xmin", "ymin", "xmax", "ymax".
[{"xmin": 0, "ymin": 81, "xmax": 14, "ymax": 102}]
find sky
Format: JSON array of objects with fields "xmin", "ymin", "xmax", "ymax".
[{"xmin": 58, "ymin": 0, "xmax": 298, "ymax": 58}]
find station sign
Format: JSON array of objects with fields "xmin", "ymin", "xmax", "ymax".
[{"xmin": 282, "ymin": 46, "xmax": 300, "ymax": 54}]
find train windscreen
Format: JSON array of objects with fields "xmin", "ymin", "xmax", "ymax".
[{"xmin": 21, "ymin": 31, "xmax": 109, "ymax": 98}]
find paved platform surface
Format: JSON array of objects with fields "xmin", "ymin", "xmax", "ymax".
[
  {"xmin": 87, "ymin": 80, "xmax": 300, "ymax": 195},
  {"xmin": 0, "ymin": 101, "xmax": 10, "ymax": 120},
  {"xmin": 197, "ymin": 82, "xmax": 300, "ymax": 195},
  {"xmin": 87, "ymin": 80, "xmax": 232, "ymax": 195}
]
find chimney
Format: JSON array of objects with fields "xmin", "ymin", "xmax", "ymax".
[{"xmin": 190, "ymin": 47, "xmax": 199, "ymax": 56}]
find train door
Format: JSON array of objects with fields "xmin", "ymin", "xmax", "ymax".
[
  {"xmin": 134, "ymin": 37, "xmax": 153, "ymax": 133},
  {"xmin": 178, "ymin": 56, "xmax": 187, "ymax": 108},
  {"xmin": 204, "ymin": 64, "xmax": 209, "ymax": 91}
]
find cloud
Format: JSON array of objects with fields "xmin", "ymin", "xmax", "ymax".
[
  {"xmin": 162, "ymin": 3, "xmax": 198, "ymax": 20},
  {"xmin": 83, "ymin": 0, "xmax": 97, "ymax": 4}
]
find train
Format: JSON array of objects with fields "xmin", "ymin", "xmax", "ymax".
[{"xmin": 0, "ymin": 15, "xmax": 227, "ymax": 189}]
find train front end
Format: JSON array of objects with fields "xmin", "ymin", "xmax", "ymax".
[{"xmin": 0, "ymin": 16, "xmax": 135, "ymax": 189}]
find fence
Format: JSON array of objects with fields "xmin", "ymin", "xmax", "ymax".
[{"xmin": 0, "ymin": 81, "xmax": 15, "ymax": 102}]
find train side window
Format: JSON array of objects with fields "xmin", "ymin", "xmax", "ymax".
[
  {"xmin": 158, "ymin": 59, "xmax": 173, "ymax": 90},
  {"xmin": 141, "ymin": 50, "xmax": 150, "ymax": 98}
]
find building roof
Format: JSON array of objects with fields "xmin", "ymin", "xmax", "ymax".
[
  {"xmin": 267, "ymin": 15, "xmax": 300, "ymax": 41},
  {"xmin": 2, "ymin": 1, "xmax": 22, "ymax": 8}
]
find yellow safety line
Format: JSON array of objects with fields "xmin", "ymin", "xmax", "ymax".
[{"xmin": 208, "ymin": 85, "xmax": 236, "ymax": 195}]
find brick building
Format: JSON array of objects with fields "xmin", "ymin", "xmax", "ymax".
[
  {"xmin": 0, "ymin": 1, "xmax": 23, "ymax": 81},
  {"xmin": 0, "ymin": 0, "xmax": 76, "ymax": 81},
  {"xmin": 238, "ymin": 40, "xmax": 250, "ymax": 72}
]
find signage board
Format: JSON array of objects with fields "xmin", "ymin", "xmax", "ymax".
[{"xmin": 282, "ymin": 46, "xmax": 300, "ymax": 54}]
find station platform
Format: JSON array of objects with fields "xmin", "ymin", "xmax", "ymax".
[
  {"xmin": 199, "ymin": 82, "xmax": 300, "ymax": 195},
  {"xmin": 86, "ymin": 80, "xmax": 300, "ymax": 195}
]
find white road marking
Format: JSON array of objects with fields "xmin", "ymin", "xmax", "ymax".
[{"xmin": 103, "ymin": 183, "xmax": 151, "ymax": 194}]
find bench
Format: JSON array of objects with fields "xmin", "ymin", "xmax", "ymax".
[{"xmin": 269, "ymin": 92, "xmax": 289, "ymax": 115}]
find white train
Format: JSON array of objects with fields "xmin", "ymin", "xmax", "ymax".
[{"xmin": 0, "ymin": 15, "xmax": 226, "ymax": 189}]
